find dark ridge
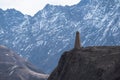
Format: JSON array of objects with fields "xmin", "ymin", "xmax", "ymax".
[
  {"xmin": 48, "ymin": 32, "xmax": 120, "ymax": 80},
  {"xmin": 48, "ymin": 46, "xmax": 120, "ymax": 80}
]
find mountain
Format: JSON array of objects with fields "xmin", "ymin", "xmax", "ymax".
[
  {"xmin": 0, "ymin": 45, "xmax": 48, "ymax": 80},
  {"xmin": 48, "ymin": 46, "xmax": 120, "ymax": 80},
  {"xmin": 0, "ymin": 0, "xmax": 120, "ymax": 73}
]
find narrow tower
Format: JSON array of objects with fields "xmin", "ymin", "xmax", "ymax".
[{"xmin": 74, "ymin": 31, "xmax": 81, "ymax": 49}]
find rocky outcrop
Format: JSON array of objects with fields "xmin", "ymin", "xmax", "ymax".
[
  {"xmin": 0, "ymin": 0, "xmax": 120, "ymax": 73},
  {"xmin": 0, "ymin": 45, "xmax": 48, "ymax": 80},
  {"xmin": 48, "ymin": 46, "xmax": 120, "ymax": 80}
]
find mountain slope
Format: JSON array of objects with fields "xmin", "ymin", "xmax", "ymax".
[
  {"xmin": 48, "ymin": 46, "xmax": 120, "ymax": 80},
  {"xmin": 0, "ymin": 0, "xmax": 120, "ymax": 73},
  {"xmin": 0, "ymin": 45, "xmax": 48, "ymax": 80}
]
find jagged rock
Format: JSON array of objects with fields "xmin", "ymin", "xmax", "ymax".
[
  {"xmin": 0, "ymin": 0, "xmax": 120, "ymax": 73},
  {"xmin": 0, "ymin": 45, "xmax": 48, "ymax": 80},
  {"xmin": 48, "ymin": 46, "xmax": 120, "ymax": 80}
]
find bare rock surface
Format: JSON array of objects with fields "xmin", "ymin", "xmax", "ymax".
[
  {"xmin": 0, "ymin": 45, "xmax": 48, "ymax": 80},
  {"xmin": 48, "ymin": 46, "xmax": 120, "ymax": 80}
]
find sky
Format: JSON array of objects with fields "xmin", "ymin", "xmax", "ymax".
[{"xmin": 0, "ymin": 0, "xmax": 81, "ymax": 16}]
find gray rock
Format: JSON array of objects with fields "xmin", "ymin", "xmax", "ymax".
[
  {"xmin": 48, "ymin": 46, "xmax": 120, "ymax": 80},
  {"xmin": 0, "ymin": 45, "xmax": 48, "ymax": 80}
]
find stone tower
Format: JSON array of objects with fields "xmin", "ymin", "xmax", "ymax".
[{"xmin": 74, "ymin": 31, "xmax": 81, "ymax": 49}]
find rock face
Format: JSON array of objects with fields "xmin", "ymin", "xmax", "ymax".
[
  {"xmin": 48, "ymin": 46, "xmax": 120, "ymax": 80},
  {"xmin": 0, "ymin": 45, "xmax": 48, "ymax": 80},
  {"xmin": 0, "ymin": 0, "xmax": 120, "ymax": 73}
]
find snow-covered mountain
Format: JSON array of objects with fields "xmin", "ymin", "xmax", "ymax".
[{"xmin": 0, "ymin": 0, "xmax": 120, "ymax": 73}]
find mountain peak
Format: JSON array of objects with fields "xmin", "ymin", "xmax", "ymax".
[
  {"xmin": 0, "ymin": 0, "xmax": 119, "ymax": 73},
  {"xmin": 48, "ymin": 46, "xmax": 120, "ymax": 80}
]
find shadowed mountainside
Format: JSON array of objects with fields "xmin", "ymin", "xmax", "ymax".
[
  {"xmin": 48, "ymin": 46, "xmax": 120, "ymax": 80},
  {"xmin": 48, "ymin": 32, "xmax": 120, "ymax": 80},
  {"xmin": 0, "ymin": 45, "xmax": 48, "ymax": 80}
]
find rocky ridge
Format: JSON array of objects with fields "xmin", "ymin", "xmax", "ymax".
[
  {"xmin": 48, "ymin": 46, "xmax": 120, "ymax": 80},
  {"xmin": 0, "ymin": 45, "xmax": 48, "ymax": 80},
  {"xmin": 0, "ymin": 0, "xmax": 120, "ymax": 73},
  {"xmin": 48, "ymin": 32, "xmax": 120, "ymax": 80}
]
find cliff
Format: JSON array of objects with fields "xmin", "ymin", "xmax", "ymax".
[{"xmin": 48, "ymin": 46, "xmax": 120, "ymax": 80}]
